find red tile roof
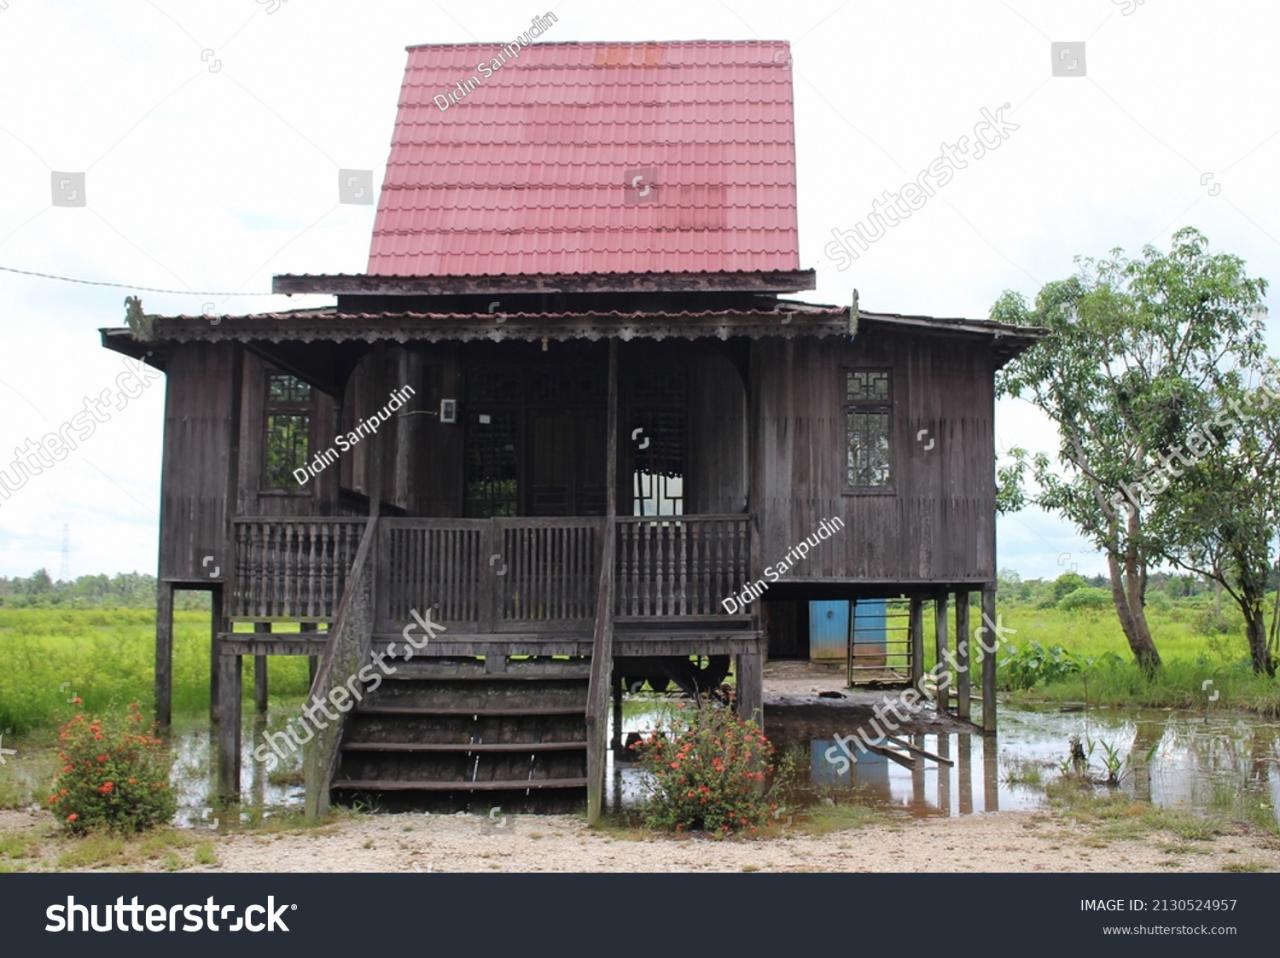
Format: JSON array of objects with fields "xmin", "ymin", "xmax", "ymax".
[{"xmin": 368, "ymin": 40, "xmax": 799, "ymax": 277}]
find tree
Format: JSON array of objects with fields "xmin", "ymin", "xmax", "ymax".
[
  {"xmin": 1149, "ymin": 374, "xmax": 1280, "ymax": 675},
  {"xmin": 995, "ymin": 228, "xmax": 1268, "ymax": 673},
  {"xmin": 1053, "ymin": 571, "xmax": 1087, "ymax": 602}
]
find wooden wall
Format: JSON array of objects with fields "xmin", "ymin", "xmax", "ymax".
[
  {"xmin": 687, "ymin": 349, "xmax": 748, "ymax": 514},
  {"xmin": 751, "ymin": 329, "xmax": 995, "ymax": 584},
  {"xmin": 158, "ymin": 343, "xmax": 240, "ymax": 582},
  {"xmin": 156, "ymin": 330, "xmax": 996, "ymax": 588}
]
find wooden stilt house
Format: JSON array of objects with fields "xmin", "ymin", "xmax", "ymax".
[{"xmin": 101, "ymin": 39, "xmax": 1041, "ymax": 818}]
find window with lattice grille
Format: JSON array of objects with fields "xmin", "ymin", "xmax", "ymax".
[
  {"xmin": 843, "ymin": 368, "xmax": 892, "ymax": 490},
  {"xmin": 263, "ymin": 372, "xmax": 311, "ymax": 490},
  {"xmin": 628, "ymin": 368, "xmax": 686, "ymax": 516}
]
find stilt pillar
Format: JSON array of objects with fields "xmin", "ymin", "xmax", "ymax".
[
  {"xmin": 155, "ymin": 582, "xmax": 174, "ymax": 729},
  {"xmin": 736, "ymin": 651, "xmax": 763, "ymax": 728},
  {"xmin": 980, "ymin": 584, "xmax": 998, "ymax": 734}
]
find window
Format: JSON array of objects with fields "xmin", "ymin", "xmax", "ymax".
[
  {"xmin": 627, "ymin": 367, "xmax": 686, "ymax": 516},
  {"xmin": 263, "ymin": 372, "xmax": 311, "ymax": 490},
  {"xmin": 843, "ymin": 368, "xmax": 892, "ymax": 490},
  {"xmin": 464, "ymin": 409, "xmax": 519, "ymax": 517}
]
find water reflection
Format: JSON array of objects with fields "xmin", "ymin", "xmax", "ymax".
[
  {"xmin": 802, "ymin": 734, "xmax": 1003, "ymax": 816},
  {"xmin": 9, "ymin": 702, "xmax": 1265, "ymax": 827},
  {"xmin": 168, "ymin": 710, "xmax": 304, "ymax": 827},
  {"xmin": 605, "ymin": 705, "xmax": 1280, "ymax": 825}
]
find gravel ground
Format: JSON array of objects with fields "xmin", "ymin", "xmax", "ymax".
[{"xmin": 4, "ymin": 806, "xmax": 1277, "ymax": 873}]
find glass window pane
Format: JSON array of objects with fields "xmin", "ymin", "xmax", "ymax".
[
  {"xmin": 264, "ymin": 413, "xmax": 309, "ymax": 488},
  {"xmin": 845, "ymin": 409, "xmax": 891, "ymax": 487}
]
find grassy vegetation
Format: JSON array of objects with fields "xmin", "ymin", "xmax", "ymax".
[
  {"xmin": 1045, "ymin": 777, "xmax": 1229, "ymax": 843},
  {"xmin": 912, "ymin": 594, "xmax": 1280, "ymax": 715},
  {"xmin": 789, "ymin": 799, "xmax": 892, "ymax": 836},
  {"xmin": 0, "ymin": 608, "xmax": 312, "ymax": 735},
  {"xmin": 0, "ymin": 823, "xmax": 226, "ymax": 872}
]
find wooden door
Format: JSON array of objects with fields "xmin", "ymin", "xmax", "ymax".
[{"xmin": 526, "ymin": 407, "xmax": 606, "ymax": 516}]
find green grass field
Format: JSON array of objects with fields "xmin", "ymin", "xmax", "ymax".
[
  {"xmin": 1, "ymin": 594, "xmax": 1277, "ymax": 737},
  {"xmin": 913, "ymin": 594, "xmax": 1280, "ymax": 715},
  {"xmin": 0, "ymin": 608, "xmax": 311, "ymax": 736}
]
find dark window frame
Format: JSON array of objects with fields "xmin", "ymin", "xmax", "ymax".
[
  {"xmin": 842, "ymin": 367, "xmax": 895, "ymax": 495},
  {"xmin": 261, "ymin": 370, "xmax": 313, "ymax": 493}
]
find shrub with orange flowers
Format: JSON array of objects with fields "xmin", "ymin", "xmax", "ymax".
[
  {"xmin": 634, "ymin": 702, "xmax": 778, "ymax": 836},
  {"xmin": 48, "ymin": 701, "xmax": 175, "ymax": 834}
]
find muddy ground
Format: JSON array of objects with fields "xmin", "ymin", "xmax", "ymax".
[{"xmin": 761, "ymin": 659, "xmax": 967, "ymax": 739}]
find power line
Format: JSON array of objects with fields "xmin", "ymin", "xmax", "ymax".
[{"xmin": 0, "ymin": 264, "xmax": 279, "ymax": 297}]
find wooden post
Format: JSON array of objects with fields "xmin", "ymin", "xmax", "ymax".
[
  {"xmin": 958, "ymin": 732, "xmax": 973, "ymax": 815},
  {"xmin": 735, "ymin": 651, "xmax": 763, "ymax": 728},
  {"xmin": 214, "ymin": 344, "xmax": 244, "ymax": 725},
  {"xmin": 981, "ymin": 584, "xmax": 998, "ymax": 734},
  {"xmin": 155, "ymin": 582, "xmax": 174, "ymax": 729},
  {"xmin": 908, "ymin": 595, "xmax": 924, "ymax": 691},
  {"xmin": 936, "ymin": 730, "xmax": 951, "ymax": 814},
  {"xmin": 585, "ymin": 338, "xmax": 620, "ymax": 825},
  {"xmin": 209, "ymin": 588, "xmax": 223, "ymax": 725},
  {"xmin": 610, "ymin": 673, "xmax": 623, "ymax": 752},
  {"xmin": 983, "ymin": 732, "xmax": 1000, "ymax": 811},
  {"xmin": 955, "ymin": 591, "xmax": 971, "ymax": 721},
  {"xmin": 605, "ymin": 339, "xmax": 618, "ymax": 518},
  {"xmin": 301, "ymin": 623, "xmax": 318, "ymax": 686},
  {"xmin": 216, "ymin": 648, "xmax": 242, "ymax": 803},
  {"xmin": 933, "ymin": 591, "xmax": 949, "ymax": 710},
  {"xmin": 253, "ymin": 622, "xmax": 270, "ymax": 713},
  {"xmin": 910, "ymin": 734, "xmax": 925, "ymax": 805},
  {"xmin": 845, "ymin": 596, "xmax": 857, "ymax": 687}
]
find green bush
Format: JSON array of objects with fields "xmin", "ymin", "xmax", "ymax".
[
  {"xmin": 1056, "ymin": 587, "xmax": 1113, "ymax": 611},
  {"xmin": 998, "ymin": 641, "xmax": 1083, "ymax": 690},
  {"xmin": 47, "ymin": 702, "xmax": 176, "ymax": 834},
  {"xmin": 1193, "ymin": 601, "xmax": 1244, "ymax": 636},
  {"xmin": 634, "ymin": 703, "xmax": 778, "ymax": 836},
  {"xmin": 1053, "ymin": 572, "xmax": 1087, "ymax": 602}
]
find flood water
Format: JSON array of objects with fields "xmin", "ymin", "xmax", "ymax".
[
  {"xmin": 5, "ymin": 701, "xmax": 1275, "ymax": 828},
  {"xmin": 607, "ymin": 703, "xmax": 1280, "ymax": 826}
]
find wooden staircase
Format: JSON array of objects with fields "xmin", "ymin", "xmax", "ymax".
[{"xmin": 330, "ymin": 657, "xmax": 591, "ymax": 813}]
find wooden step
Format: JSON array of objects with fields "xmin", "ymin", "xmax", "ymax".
[
  {"xmin": 382, "ymin": 669, "xmax": 590, "ymax": 682},
  {"xmin": 331, "ymin": 777, "xmax": 588, "ymax": 792},
  {"xmin": 342, "ymin": 741, "xmax": 586, "ymax": 753},
  {"xmin": 357, "ymin": 704, "xmax": 584, "ymax": 718}
]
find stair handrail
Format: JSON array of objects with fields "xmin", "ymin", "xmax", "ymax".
[
  {"xmin": 303, "ymin": 510, "xmax": 379, "ymax": 819},
  {"xmin": 583, "ymin": 518, "xmax": 617, "ymax": 824}
]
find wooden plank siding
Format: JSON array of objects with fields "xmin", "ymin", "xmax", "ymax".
[
  {"xmin": 157, "ymin": 343, "xmax": 241, "ymax": 582},
  {"xmin": 751, "ymin": 331, "xmax": 996, "ymax": 583},
  {"xmin": 159, "ymin": 330, "xmax": 995, "ymax": 604}
]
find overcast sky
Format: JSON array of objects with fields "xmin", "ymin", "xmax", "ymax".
[{"xmin": 0, "ymin": 0, "xmax": 1276, "ymax": 581}]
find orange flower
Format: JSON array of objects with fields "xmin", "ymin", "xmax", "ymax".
[
  {"xmin": 98, "ymin": 781, "xmax": 114, "ymax": 794},
  {"xmin": 66, "ymin": 812, "xmax": 78, "ymax": 823},
  {"xmin": 96, "ymin": 753, "xmax": 108, "ymax": 763}
]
